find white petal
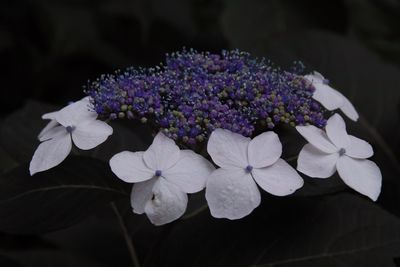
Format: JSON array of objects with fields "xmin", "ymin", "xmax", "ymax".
[
  {"xmin": 337, "ymin": 156, "xmax": 382, "ymax": 201},
  {"xmin": 29, "ymin": 134, "xmax": 72, "ymax": 175},
  {"xmin": 304, "ymin": 72, "xmax": 344, "ymax": 110},
  {"xmin": 80, "ymin": 96, "xmax": 92, "ymax": 103},
  {"xmin": 42, "ymin": 111, "xmax": 58, "ymax": 120},
  {"xmin": 312, "ymin": 84, "xmax": 344, "ymax": 111},
  {"xmin": 338, "ymin": 93, "xmax": 359, "ymax": 121},
  {"xmin": 252, "ymin": 159, "xmax": 304, "ymax": 196},
  {"xmin": 110, "ymin": 151, "xmax": 154, "ymax": 183},
  {"xmin": 304, "ymin": 72, "xmax": 324, "ymax": 84},
  {"xmin": 296, "ymin": 125, "xmax": 337, "ymax": 153},
  {"xmin": 55, "ymin": 99, "xmax": 97, "ymax": 127},
  {"xmin": 205, "ymin": 168, "xmax": 260, "ymax": 220},
  {"xmin": 326, "ymin": 114, "xmax": 350, "ymax": 149},
  {"xmin": 144, "ymin": 178, "xmax": 188, "ymax": 226},
  {"xmin": 72, "ymin": 120, "xmax": 113, "ymax": 150},
  {"xmin": 248, "ymin": 131, "xmax": 282, "ymax": 168},
  {"xmin": 38, "ymin": 120, "xmax": 59, "ymax": 141},
  {"xmin": 163, "ymin": 150, "xmax": 215, "ymax": 193},
  {"xmin": 143, "ymin": 132, "xmax": 180, "ymax": 171},
  {"xmin": 345, "ymin": 135, "xmax": 373, "ymax": 159},
  {"xmin": 207, "ymin": 128, "xmax": 250, "ymax": 169},
  {"xmin": 131, "ymin": 178, "xmax": 158, "ymax": 214},
  {"xmin": 297, "ymin": 144, "xmax": 339, "ymax": 178},
  {"xmin": 38, "ymin": 124, "xmax": 65, "ymax": 142}
]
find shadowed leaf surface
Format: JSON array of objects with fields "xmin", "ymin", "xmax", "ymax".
[
  {"xmin": 6, "ymin": 249, "xmax": 107, "ymax": 267},
  {"xmin": 0, "ymin": 156, "xmax": 128, "ymax": 234},
  {"xmin": 147, "ymin": 194, "xmax": 400, "ymax": 267},
  {"xmin": 0, "ymin": 100, "xmax": 59, "ymax": 164},
  {"xmin": 0, "ymin": 254, "xmax": 23, "ymax": 267}
]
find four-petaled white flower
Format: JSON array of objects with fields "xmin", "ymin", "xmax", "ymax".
[
  {"xmin": 296, "ymin": 113, "xmax": 382, "ymax": 201},
  {"xmin": 109, "ymin": 132, "xmax": 215, "ymax": 226},
  {"xmin": 30, "ymin": 97, "xmax": 113, "ymax": 175},
  {"xmin": 205, "ymin": 129, "xmax": 304, "ymax": 220},
  {"xmin": 304, "ymin": 71, "xmax": 359, "ymax": 121}
]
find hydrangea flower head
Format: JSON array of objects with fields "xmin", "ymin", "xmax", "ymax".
[
  {"xmin": 86, "ymin": 49, "xmax": 327, "ymax": 148},
  {"xmin": 28, "ymin": 48, "xmax": 383, "ymax": 226}
]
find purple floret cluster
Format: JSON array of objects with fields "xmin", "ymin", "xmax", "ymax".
[{"xmin": 85, "ymin": 49, "xmax": 326, "ymax": 147}]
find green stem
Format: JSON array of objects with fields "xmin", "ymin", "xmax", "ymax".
[
  {"xmin": 181, "ymin": 204, "xmax": 208, "ymax": 220},
  {"xmin": 111, "ymin": 203, "xmax": 141, "ymax": 267}
]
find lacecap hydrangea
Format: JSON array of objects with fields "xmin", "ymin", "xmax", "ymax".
[
  {"xmin": 30, "ymin": 49, "xmax": 382, "ymax": 226},
  {"xmin": 85, "ymin": 49, "xmax": 326, "ymax": 148}
]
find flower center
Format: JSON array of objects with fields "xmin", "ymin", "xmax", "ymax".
[
  {"xmin": 339, "ymin": 148, "xmax": 346, "ymax": 156},
  {"xmin": 66, "ymin": 126, "xmax": 75, "ymax": 133},
  {"xmin": 245, "ymin": 165, "xmax": 253, "ymax": 173},
  {"xmin": 323, "ymin": 78, "xmax": 330, "ymax": 85},
  {"xmin": 155, "ymin": 170, "xmax": 162, "ymax": 177}
]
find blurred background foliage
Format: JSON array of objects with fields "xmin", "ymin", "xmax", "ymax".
[{"xmin": 1, "ymin": 0, "xmax": 400, "ymax": 266}]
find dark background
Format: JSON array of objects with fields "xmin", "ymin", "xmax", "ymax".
[{"xmin": 1, "ymin": 0, "xmax": 400, "ymax": 266}]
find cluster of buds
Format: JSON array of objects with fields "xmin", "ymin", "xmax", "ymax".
[{"xmin": 86, "ymin": 49, "xmax": 326, "ymax": 148}]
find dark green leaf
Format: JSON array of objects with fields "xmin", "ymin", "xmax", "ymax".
[
  {"xmin": 0, "ymin": 29, "xmax": 13, "ymax": 52},
  {"xmin": 0, "ymin": 100, "xmax": 59, "ymax": 164},
  {"xmin": 294, "ymin": 176, "xmax": 347, "ymax": 197},
  {"xmin": 0, "ymin": 147, "xmax": 18, "ymax": 175},
  {"xmin": 395, "ymin": 257, "xmax": 400, "ymax": 267},
  {"xmin": 84, "ymin": 121, "xmax": 153, "ymax": 162},
  {"xmin": 44, "ymin": 205, "xmax": 134, "ymax": 267},
  {"xmin": 6, "ymin": 249, "xmax": 107, "ymax": 267},
  {"xmin": 0, "ymin": 156, "xmax": 128, "ymax": 234},
  {"xmin": 221, "ymin": 0, "xmax": 347, "ymax": 54},
  {"xmin": 0, "ymin": 232, "xmax": 55, "ymax": 251},
  {"xmin": 34, "ymin": 1, "xmax": 127, "ymax": 66},
  {"xmin": 222, "ymin": 0, "xmax": 297, "ymax": 53},
  {"xmin": 344, "ymin": 0, "xmax": 400, "ymax": 65},
  {"xmin": 0, "ymin": 254, "xmax": 23, "ymax": 267},
  {"xmin": 182, "ymin": 191, "xmax": 208, "ymax": 219},
  {"xmin": 103, "ymin": 0, "xmax": 198, "ymax": 39},
  {"xmin": 147, "ymin": 194, "xmax": 400, "ymax": 267}
]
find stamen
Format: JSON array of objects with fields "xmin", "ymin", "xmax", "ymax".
[
  {"xmin": 66, "ymin": 126, "xmax": 75, "ymax": 133},
  {"xmin": 155, "ymin": 170, "xmax": 162, "ymax": 177},
  {"xmin": 339, "ymin": 148, "xmax": 346, "ymax": 156},
  {"xmin": 245, "ymin": 165, "xmax": 253, "ymax": 173}
]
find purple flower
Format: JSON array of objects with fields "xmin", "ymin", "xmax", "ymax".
[{"xmin": 85, "ymin": 49, "xmax": 326, "ymax": 147}]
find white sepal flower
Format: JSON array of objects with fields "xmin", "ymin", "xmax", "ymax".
[
  {"xmin": 304, "ymin": 71, "xmax": 359, "ymax": 121},
  {"xmin": 30, "ymin": 97, "xmax": 113, "ymax": 175},
  {"xmin": 296, "ymin": 113, "xmax": 381, "ymax": 201},
  {"xmin": 109, "ymin": 132, "xmax": 214, "ymax": 226},
  {"xmin": 205, "ymin": 129, "xmax": 304, "ymax": 220}
]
